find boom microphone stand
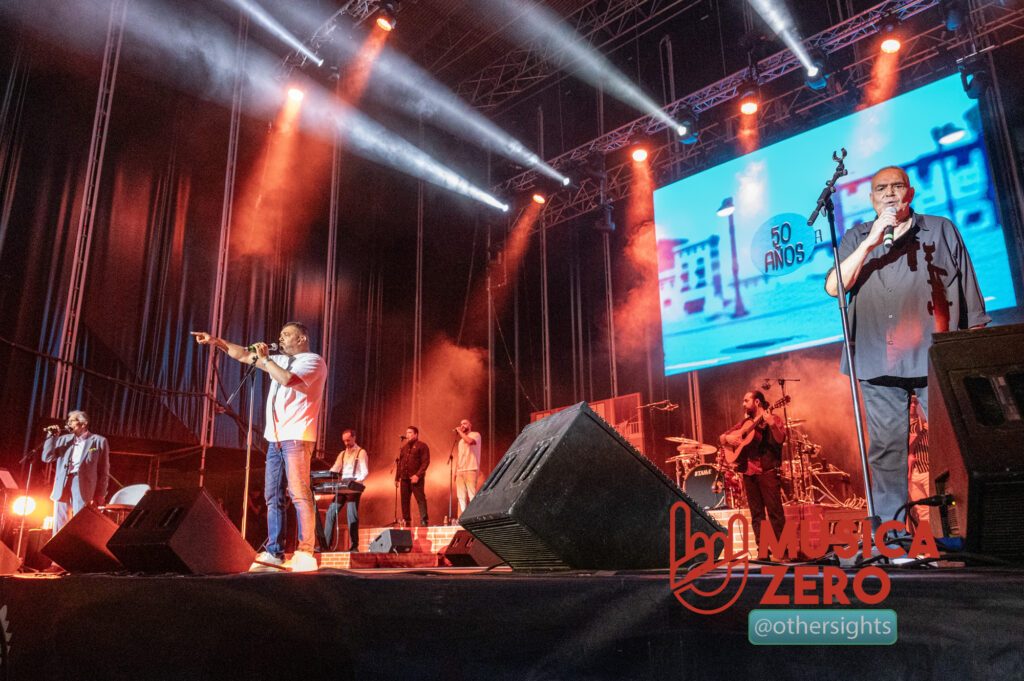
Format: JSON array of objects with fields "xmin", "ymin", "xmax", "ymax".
[
  {"xmin": 447, "ymin": 436, "xmax": 458, "ymax": 526},
  {"xmin": 808, "ymin": 149, "xmax": 875, "ymax": 525},
  {"xmin": 224, "ymin": 357, "xmax": 260, "ymax": 540}
]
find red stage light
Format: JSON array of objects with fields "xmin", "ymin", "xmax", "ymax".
[
  {"xmin": 880, "ymin": 37, "xmax": 901, "ymax": 54},
  {"xmin": 631, "ymin": 147, "xmax": 648, "ymax": 163},
  {"xmin": 12, "ymin": 496, "xmax": 36, "ymax": 516},
  {"xmin": 376, "ymin": 15, "xmax": 395, "ymax": 31},
  {"xmin": 532, "ymin": 193, "xmax": 546, "ymax": 205},
  {"xmin": 287, "ymin": 88, "xmax": 304, "ymax": 102}
]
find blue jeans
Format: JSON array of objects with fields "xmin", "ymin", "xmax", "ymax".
[
  {"xmin": 860, "ymin": 378, "xmax": 928, "ymax": 529},
  {"xmin": 265, "ymin": 440, "xmax": 316, "ymax": 557}
]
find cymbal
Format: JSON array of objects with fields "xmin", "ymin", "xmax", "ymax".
[
  {"xmin": 664, "ymin": 436, "xmax": 690, "ymax": 443},
  {"xmin": 786, "ymin": 419, "xmax": 806, "ymax": 426}
]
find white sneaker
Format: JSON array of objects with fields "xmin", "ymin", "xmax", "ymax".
[
  {"xmin": 249, "ymin": 551, "xmax": 286, "ymax": 573},
  {"xmin": 284, "ymin": 551, "xmax": 318, "ymax": 573}
]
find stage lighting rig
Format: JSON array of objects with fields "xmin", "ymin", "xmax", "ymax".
[
  {"xmin": 593, "ymin": 202, "xmax": 615, "ymax": 233},
  {"xmin": 958, "ymin": 54, "xmax": 988, "ymax": 99},
  {"xmin": 804, "ymin": 48, "xmax": 829, "ymax": 91},
  {"xmin": 738, "ymin": 79, "xmax": 760, "ymax": 116},
  {"xmin": 675, "ymin": 106, "xmax": 698, "ymax": 144},
  {"xmin": 375, "ymin": 2, "xmax": 398, "ymax": 31},
  {"xmin": 878, "ymin": 14, "xmax": 902, "ymax": 54},
  {"xmin": 939, "ymin": 0, "xmax": 965, "ymax": 32}
]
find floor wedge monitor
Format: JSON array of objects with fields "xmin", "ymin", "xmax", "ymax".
[
  {"xmin": 107, "ymin": 487, "xmax": 255, "ymax": 574},
  {"xmin": 459, "ymin": 401, "xmax": 724, "ymax": 570}
]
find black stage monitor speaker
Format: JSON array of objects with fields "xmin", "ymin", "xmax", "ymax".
[
  {"xmin": 459, "ymin": 402, "xmax": 725, "ymax": 571},
  {"xmin": 441, "ymin": 529, "xmax": 501, "ymax": 567},
  {"xmin": 928, "ymin": 324, "xmax": 1024, "ymax": 560},
  {"xmin": 107, "ymin": 488, "xmax": 255, "ymax": 574},
  {"xmin": 0, "ymin": 539, "xmax": 21, "ymax": 575},
  {"xmin": 369, "ymin": 529, "xmax": 412, "ymax": 553},
  {"xmin": 41, "ymin": 505, "xmax": 122, "ymax": 572}
]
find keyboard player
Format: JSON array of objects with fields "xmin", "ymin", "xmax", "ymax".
[{"xmin": 321, "ymin": 429, "xmax": 368, "ymax": 551}]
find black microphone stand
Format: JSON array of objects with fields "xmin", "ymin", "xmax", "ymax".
[
  {"xmin": 224, "ymin": 357, "xmax": 261, "ymax": 540},
  {"xmin": 773, "ymin": 378, "xmax": 804, "ymax": 501},
  {"xmin": 447, "ymin": 435, "xmax": 458, "ymax": 526},
  {"xmin": 390, "ymin": 448, "xmax": 402, "ymax": 527},
  {"xmin": 15, "ymin": 436, "xmax": 49, "ymax": 560},
  {"xmin": 808, "ymin": 149, "xmax": 875, "ymax": 525}
]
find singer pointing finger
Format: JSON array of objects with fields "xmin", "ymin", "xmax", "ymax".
[
  {"xmin": 191, "ymin": 323, "xmax": 327, "ymax": 572},
  {"xmin": 824, "ymin": 165, "xmax": 989, "ymax": 533}
]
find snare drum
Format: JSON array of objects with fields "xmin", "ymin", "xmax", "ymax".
[{"xmin": 683, "ymin": 464, "xmax": 725, "ymax": 509}]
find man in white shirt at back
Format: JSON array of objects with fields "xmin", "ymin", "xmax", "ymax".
[
  {"xmin": 191, "ymin": 322, "xmax": 326, "ymax": 572},
  {"xmin": 323, "ymin": 429, "xmax": 368, "ymax": 551},
  {"xmin": 454, "ymin": 418, "xmax": 481, "ymax": 518}
]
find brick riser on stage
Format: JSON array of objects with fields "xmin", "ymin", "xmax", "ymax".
[
  {"xmin": 709, "ymin": 503, "xmax": 867, "ymax": 560},
  {"xmin": 318, "ymin": 524, "xmax": 461, "ymax": 569}
]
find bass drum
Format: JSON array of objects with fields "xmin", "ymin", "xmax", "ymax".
[{"xmin": 683, "ymin": 464, "xmax": 725, "ymax": 510}]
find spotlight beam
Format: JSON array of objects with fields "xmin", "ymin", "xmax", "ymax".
[
  {"xmin": 496, "ymin": 0, "xmax": 942, "ymax": 195},
  {"xmin": 482, "ymin": 0, "xmax": 689, "ymax": 138},
  {"xmin": 332, "ymin": 34, "xmax": 569, "ymax": 186},
  {"xmin": 226, "ymin": 0, "xmax": 324, "ymax": 67},
  {"xmin": 1, "ymin": 0, "xmax": 507, "ymax": 212},
  {"xmin": 746, "ymin": 0, "xmax": 815, "ymax": 74}
]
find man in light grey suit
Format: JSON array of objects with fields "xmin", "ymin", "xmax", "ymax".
[{"xmin": 42, "ymin": 410, "xmax": 110, "ymax": 534}]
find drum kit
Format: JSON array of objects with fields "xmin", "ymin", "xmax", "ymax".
[
  {"xmin": 665, "ymin": 436, "xmax": 743, "ymax": 510},
  {"xmin": 666, "ymin": 416, "xmax": 832, "ymax": 510}
]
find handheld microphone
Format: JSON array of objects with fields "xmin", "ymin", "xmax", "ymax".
[
  {"xmin": 882, "ymin": 206, "xmax": 897, "ymax": 250},
  {"xmin": 245, "ymin": 342, "xmax": 279, "ymax": 352},
  {"xmin": 400, "ymin": 435, "xmax": 407, "ymax": 440},
  {"xmin": 43, "ymin": 425, "xmax": 64, "ymax": 435}
]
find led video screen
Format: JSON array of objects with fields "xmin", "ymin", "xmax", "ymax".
[{"xmin": 653, "ymin": 74, "xmax": 1017, "ymax": 375}]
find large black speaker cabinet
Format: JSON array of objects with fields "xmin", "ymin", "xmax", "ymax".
[
  {"xmin": 441, "ymin": 529, "xmax": 501, "ymax": 567},
  {"xmin": 107, "ymin": 488, "xmax": 255, "ymax": 574},
  {"xmin": 459, "ymin": 402, "xmax": 725, "ymax": 571},
  {"xmin": 928, "ymin": 324, "xmax": 1024, "ymax": 560},
  {"xmin": 368, "ymin": 529, "xmax": 412, "ymax": 553},
  {"xmin": 41, "ymin": 505, "xmax": 122, "ymax": 572}
]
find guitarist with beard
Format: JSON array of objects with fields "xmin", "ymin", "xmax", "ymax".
[{"xmin": 719, "ymin": 391, "xmax": 787, "ymax": 553}]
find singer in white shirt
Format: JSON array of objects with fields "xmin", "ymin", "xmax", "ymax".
[
  {"xmin": 454, "ymin": 419, "xmax": 481, "ymax": 517},
  {"xmin": 191, "ymin": 322, "xmax": 326, "ymax": 572}
]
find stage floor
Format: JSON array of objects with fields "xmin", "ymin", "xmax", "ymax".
[{"xmin": 2, "ymin": 564, "xmax": 1022, "ymax": 680}]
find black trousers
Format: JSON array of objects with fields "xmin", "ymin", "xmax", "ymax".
[
  {"xmin": 399, "ymin": 478, "xmax": 429, "ymax": 526},
  {"xmin": 742, "ymin": 469, "xmax": 785, "ymax": 547}
]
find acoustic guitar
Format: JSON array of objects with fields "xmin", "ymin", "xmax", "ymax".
[{"xmin": 721, "ymin": 395, "xmax": 791, "ymax": 464}]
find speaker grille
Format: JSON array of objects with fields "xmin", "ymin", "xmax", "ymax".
[
  {"xmin": 463, "ymin": 517, "xmax": 565, "ymax": 571},
  {"xmin": 979, "ymin": 480, "xmax": 1024, "ymax": 559}
]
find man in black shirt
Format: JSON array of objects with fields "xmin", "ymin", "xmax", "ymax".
[
  {"xmin": 395, "ymin": 426, "xmax": 430, "ymax": 527},
  {"xmin": 825, "ymin": 165, "xmax": 989, "ymax": 531},
  {"xmin": 720, "ymin": 391, "xmax": 786, "ymax": 551}
]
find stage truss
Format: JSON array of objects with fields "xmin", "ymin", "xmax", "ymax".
[{"xmin": 497, "ymin": 0, "xmax": 1024, "ymax": 228}]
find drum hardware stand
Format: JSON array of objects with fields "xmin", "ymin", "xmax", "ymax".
[
  {"xmin": 769, "ymin": 377, "xmax": 814, "ymax": 503},
  {"xmin": 808, "ymin": 148, "xmax": 875, "ymax": 524}
]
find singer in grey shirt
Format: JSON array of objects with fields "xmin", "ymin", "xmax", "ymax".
[{"xmin": 825, "ymin": 165, "xmax": 989, "ymax": 534}]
